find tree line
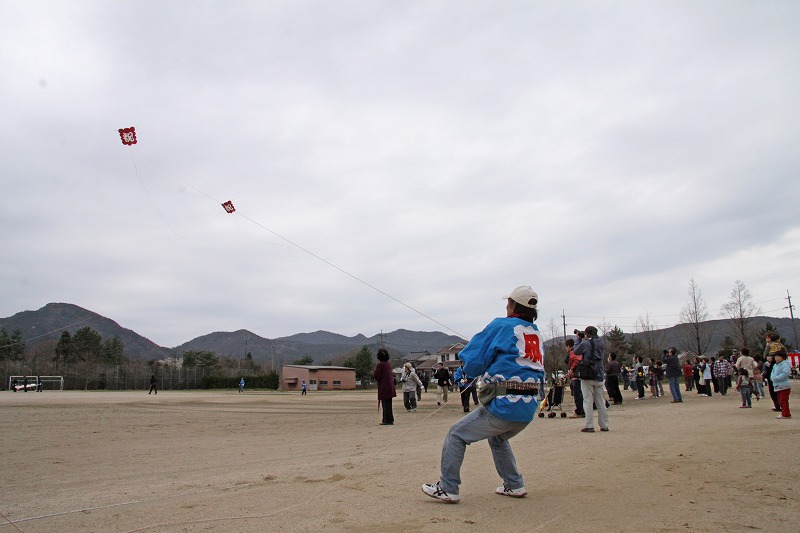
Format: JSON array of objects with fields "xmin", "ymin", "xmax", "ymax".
[{"xmin": 540, "ymin": 279, "xmax": 795, "ymax": 377}]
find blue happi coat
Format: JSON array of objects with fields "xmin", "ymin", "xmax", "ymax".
[{"xmin": 460, "ymin": 317, "xmax": 545, "ymax": 422}]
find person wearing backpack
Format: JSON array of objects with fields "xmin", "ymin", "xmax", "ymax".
[{"xmin": 574, "ymin": 326, "xmax": 608, "ymax": 433}]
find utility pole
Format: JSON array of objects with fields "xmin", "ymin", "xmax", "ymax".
[
  {"xmin": 562, "ymin": 310, "xmax": 567, "ymax": 342},
  {"xmin": 787, "ymin": 290, "xmax": 799, "ymax": 350}
]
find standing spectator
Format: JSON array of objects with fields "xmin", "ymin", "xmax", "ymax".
[
  {"xmin": 633, "ymin": 356, "xmax": 646, "ymax": 400},
  {"xmin": 736, "ymin": 369, "xmax": 752, "ymax": 408},
  {"xmin": 699, "ymin": 357, "xmax": 713, "ymax": 396},
  {"xmin": 735, "ymin": 348, "xmax": 756, "ymax": 382},
  {"xmin": 400, "ymin": 362, "xmax": 423, "ymax": 412},
  {"xmin": 148, "ymin": 374, "xmax": 158, "ymax": 395},
  {"xmin": 604, "ymin": 352, "xmax": 623, "ymax": 405},
  {"xmin": 433, "ymin": 363, "xmax": 452, "ymax": 406},
  {"xmin": 373, "ymin": 348, "xmax": 396, "ymax": 425},
  {"xmin": 575, "ymin": 326, "xmax": 608, "ymax": 433},
  {"xmin": 752, "ymin": 358, "xmax": 765, "ymax": 400},
  {"xmin": 763, "ymin": 352, "xmax": 779, "ymax": 411},
  {"xmin": 421, "ymin": 285, "xmax": 544, "ymax": 503},
  {"xmin": 238, "ymin": 377, "xmax": 245, "ymax": 393},
  {"xmin": 301, "ymin": 380, "xmax": 307, "ymax": 395},
  {"xmin": 566, "ymin": 339, "xmax": 585, "ymax": 418},
  {"xmin": 454, "ymin": 362, "xmax": 477, "ymax": 413},
  {"xmin": 648, "ymin": 361, "xmax": 658, "ymax": 398},
  {"xmin": 713, "ymin": 355, "xmax": 731, "ymax": 396},
  {"xmin": 770, "ymin": 344, "xmax": 792, "ymax": 419},
  {"xmin": 654, "ymin": 360, "xmax": 665, "ymax": 397},
  {"xmin": 622, "ymin": 364, "xmax": 631, "ymax": 390},
  {"xmin": 764, "ymin": 332, "xmax": 785, "ymax": 411},
  {"xmin": 421, "ymin": 372, "xmax": 429, "ymax": 394},
  {"xmin": 663, "ymin": 348, "xmax": 683, "ymax": 403},
  {"xmin": 683, "ymin": 359, "xmax": 694, "ymax": 392}
]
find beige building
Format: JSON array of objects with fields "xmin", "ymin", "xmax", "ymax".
[{"xmin": 281, "ymin": 365, "xmax": 356, "ymax": 391}]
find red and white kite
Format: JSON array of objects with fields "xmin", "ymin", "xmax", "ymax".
[
  {"xmin": 222, "ymin": 201, "xmax": 236, "ymax": 213},
  {"xmin": 118, "ymin": 127, "xmax": 137, "ymax": 146}
]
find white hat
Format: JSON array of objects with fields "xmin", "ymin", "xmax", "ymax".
[{"xmin": 503, "ymin": 285, "xmax": 538, "ymax": 309}]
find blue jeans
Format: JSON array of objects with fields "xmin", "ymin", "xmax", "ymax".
[
  {"xmin": 439, "ymin": 406, "xmax": 529, "ymax": 495},
  {"xmin": 668, "ymin": 377, "xmax": 683, "ymax": 401},
  {"xmin": 739, "ymin": 386, "xmax": 751, "ymax": 407}
]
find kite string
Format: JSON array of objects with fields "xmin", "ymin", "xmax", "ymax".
[
  {"xmin": 128, "ymin": 148, "xmax": 183, "ymax": 239},
  {"xmin": 137, "ymin": 153, "xmax": 466, "ymax": 339},
  {"xmin": 0, "ymin": 315, "xmax": 96, "ymax": 351},
  {"xmin": 0, "ymin": 509, "xmax": 25, "ymax": 532},
  {"xmin": 122, "ymin": 397, "xmax": 463, "ymax": 533}
]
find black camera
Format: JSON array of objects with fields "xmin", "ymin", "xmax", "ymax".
[{"xmin": 573, "ymin": 329, "xmax": 585, "ymax": 339}]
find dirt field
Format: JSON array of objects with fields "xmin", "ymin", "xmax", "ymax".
[{"xmin": 1, "ymin": 386, "xmax": 797, "ymax": 532}]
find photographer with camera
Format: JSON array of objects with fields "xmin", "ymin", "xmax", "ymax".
[{"xmin": 574, "ymin": 326, "xmax": 609, "ymax": 433}]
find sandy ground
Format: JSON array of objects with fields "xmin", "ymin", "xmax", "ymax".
[{"xmin": 0, "ymin": 385, "xmax": 798, "ymax": 533}]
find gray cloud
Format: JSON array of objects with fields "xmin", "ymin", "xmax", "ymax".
[{"xmin": 2, "ymin": 1, "xmax": 799, "ymax": 347}]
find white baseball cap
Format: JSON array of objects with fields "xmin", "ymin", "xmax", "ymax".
[{"xmin": 503, "ymin": 286, "xmax": 538, "ymax": 309}]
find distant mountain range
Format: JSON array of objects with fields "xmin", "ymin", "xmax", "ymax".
[
  {"xmin": 0, "ymin": 303, "xmax": 465, "ymax": 364},
  {"xmin": 2, "ymin": 303, "xmax": 797, "ymax": 364}
]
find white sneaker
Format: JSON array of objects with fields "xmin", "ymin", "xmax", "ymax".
[
  {"xmin": 496, "ymin": 484, "xmax": 527, "ymax": 498},
  {"xmin": 777, "ymin": 415, "xmax": 791, "ymax": 419},
  {"xmin": 422, "ymin": 482, "xmax": 459, "ymax": 503}
]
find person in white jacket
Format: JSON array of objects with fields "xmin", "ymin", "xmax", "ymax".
[{"xmin": 401, "ymin": 363, "xmax": 423, "ymax": 412}]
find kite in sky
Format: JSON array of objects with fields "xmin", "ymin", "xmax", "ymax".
[
  {"xmin": 222, "ymin": 201, "xmax": 236, "ymax": 213},
  {"xmin": 118, "ymin": 127, "xmax": 137, "ymax": 146}
]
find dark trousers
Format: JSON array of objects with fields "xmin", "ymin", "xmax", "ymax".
[
  {"xmin": 403, "ymin": 391, "xmax": 418, "ymax": 411},
  {"xmin": 148, "ymin": 384, "xmax": 157, "ymax": 395},
  {"xmin": 768, "ymin": 380, "xmax": 779, "ymax": 410},
  {"xmin": 606, "ymin": 375, "xmax": 623, "ymax": 404},
  {"xmin": 381, "ymin": 399, "xmax": 394, "ymax": 424},
  {"xmin": 571, "ymin": 380, "xmax": 584, "ymax": 415},
  {"xmin": 636, "ymin": 378, "xmax": 646, "ymax": 398},
  {"xmin": 460, "ymin": 386, "xmax": 472, "ymax": 412},
  {"xmin": 715, "ymin": 377, "xmax": 728, "ymax": 395}
]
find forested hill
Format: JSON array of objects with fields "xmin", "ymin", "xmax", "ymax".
[
  {"xmin": 2, "ymin": 303, "xmax": 796, "ymax": 363},
  {"xmin": 0, "ymin": 303, "xmax": 172, "ymax": 360},
  {"xmin": 0, "ymin": 303, "xmax": 465, "ymax": 363}
]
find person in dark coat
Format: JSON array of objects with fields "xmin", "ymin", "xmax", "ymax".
[
  {"xmin": 373, "ymin": 348, "xmax": 396, "ymax": 425},
  {"xmin": 604, "ymin": 353, "xmax": 623, "ymax": 405},
  {"xmin": 663, "ymin": 347, "xmax": 683, "ymax": 402}
]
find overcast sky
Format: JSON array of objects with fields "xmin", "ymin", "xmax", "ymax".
[{"xmin": 2, "ymin": 1, "xmax": 799, "ymax": 348}]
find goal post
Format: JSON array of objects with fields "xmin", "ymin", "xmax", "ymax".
[{"xmin": 9, "ymin": 376, "xmax": 64, "ymax": 391}]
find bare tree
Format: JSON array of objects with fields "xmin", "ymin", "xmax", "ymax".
[
  {"xmin": 634, "ymin": 312, "xmax": 666, "ymax": 360},
  {"xmin": 679, "ymin": 279, "xmax": 712, "ymax": 358},
  {"xmin": 543, "ymin": 317, "xmax": 566, "ymax": 376},
  {"xmin": 720, "ymin": 280, "xmax": 761, "ymax": 349},
  {"xmin": 596, "ymin": 317, "xmax": 614, "ymax": 338}
]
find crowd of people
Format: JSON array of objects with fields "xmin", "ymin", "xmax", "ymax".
[
  {"xmin": 561, "ymin": 331, "xmax": 794, "ymax": 419},
  {"xmin": 365, "ymin": 283, "xmax": 794, "ymax": 505}
]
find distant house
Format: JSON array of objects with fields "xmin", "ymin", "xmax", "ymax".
[
  {"xmin": 281, "ymin": 365, "xmax": 356, "ymax": 391},
  {"xmin": 414, "ymin": 342, "xmax": 466, "ymax": 373}
]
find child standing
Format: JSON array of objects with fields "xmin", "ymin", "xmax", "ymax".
[
  {"xmin": 736, "ymin": 369, "xmax": 752, "ymax": 408},
  {"xmin": 771, "ymin": 350, "xmax": 792, "ymax": 419},
  {"xmin": 752, "ymin": 362, "xmax": 764, "ymax": 400}
]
